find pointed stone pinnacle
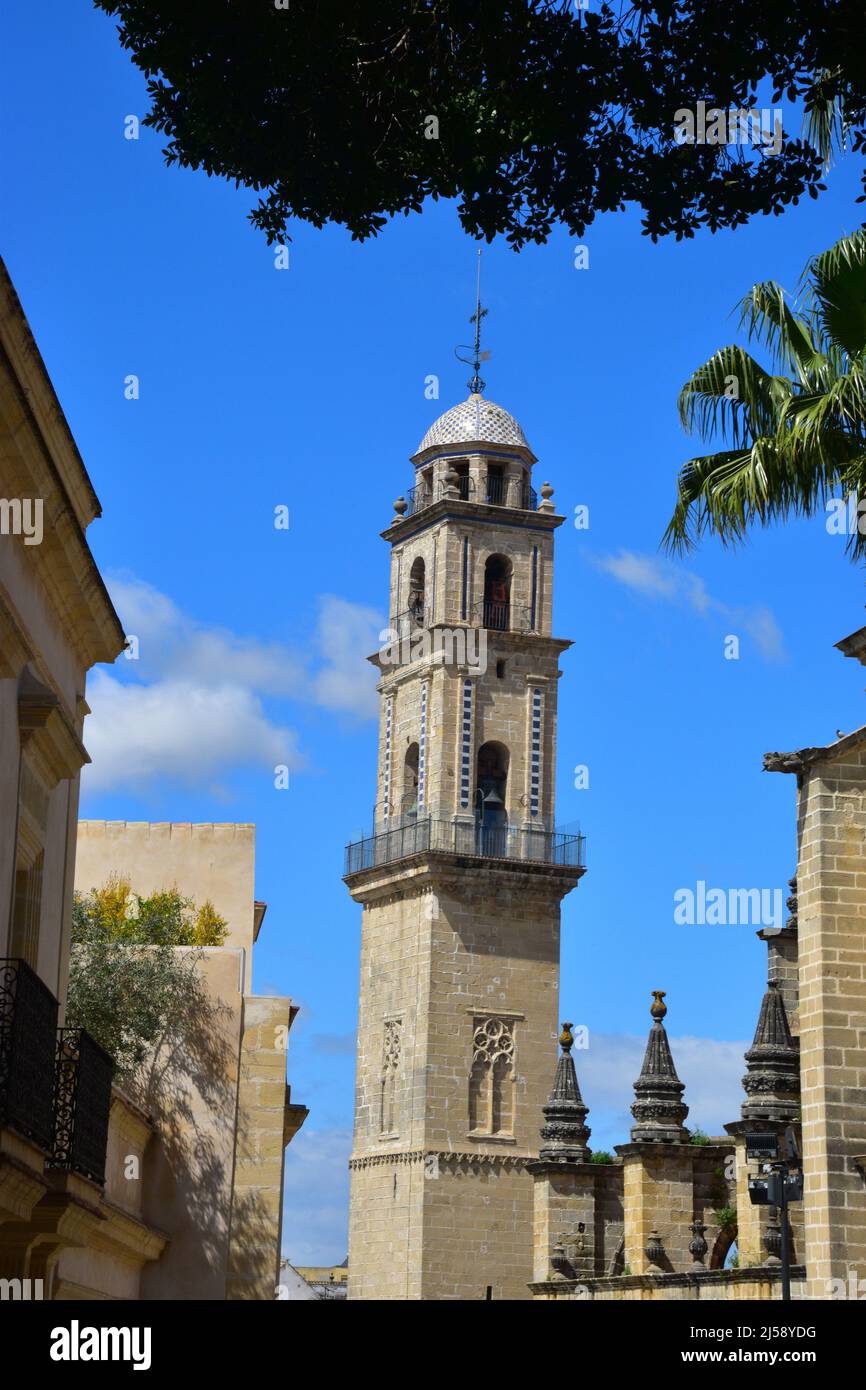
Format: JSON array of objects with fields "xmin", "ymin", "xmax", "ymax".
[
  {"xmin": 630, "ymin": 992, "xmax": 689, "ymax": 1142},
  {"xmin": 539, "ymin": 1021, "xmax": 591, "ymax": 1161}
]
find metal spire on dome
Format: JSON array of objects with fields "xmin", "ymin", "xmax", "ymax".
[{"xmin": 455, "ymin": 248, "xmax": 490, "ymax": 395}]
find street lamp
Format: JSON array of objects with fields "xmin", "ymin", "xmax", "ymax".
[{"xmin": 746, "ymin": 1128, "xmax": 802, "ymax": 1301}]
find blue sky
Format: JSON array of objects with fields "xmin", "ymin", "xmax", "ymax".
[{"xmin": 3, "ymin": 3, "xmax": 865, "ymax": 1265}]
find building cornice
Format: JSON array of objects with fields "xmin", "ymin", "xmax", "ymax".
[
  {"xmin": 349, "ymin": 1148, "xmax": 536, "ymax": 1172},
  {"xmin": 383, "ymin": 500, "xmax": 564, "ymax": 546},
  {"xmin": 764, "ymin": 724, "xmax": 866, "ymax": 776},
  {"xmin": 345, "ymin": 851, "xmax": 584, "ymax": 904},
  {"xmin": 0, "ymin": 264, "xmax": 126, "ymax": 670}
]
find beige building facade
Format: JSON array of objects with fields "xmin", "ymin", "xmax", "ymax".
[
  {"xmin": 0, "ymin": 256, "xmax": 135, "ymax": 1296},
  {"xmin": 73, "ymin": 820, "xmax": 307, "ymax": 1300},
  {"xmin": 344, "ymin": 392, "xmax": 585, "ymax": 1299},
  {"xmin": 765, "ymin": 622, "xmax": 866, "ymax": 1299},
  {"xmin": 0, "ymin": 259, "xmax": 306, "ymax": 1301}
]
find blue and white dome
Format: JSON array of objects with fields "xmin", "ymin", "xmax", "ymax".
[{"xmin": 414, "ymin": 393, "xmax": 532, "ymax": 457}]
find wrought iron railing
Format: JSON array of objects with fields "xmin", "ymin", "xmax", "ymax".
[
  {"xmin": 0, "ymin": 958, "xmax": 58, "ymax": 1153},
  {"xmin": 485, "ymin": 473, "xmax": 506, "ymax": 505},
  {"xmin": 470, "ymin": 599, "xmax": 535, "ymax": 633},
  {"xmin": 345, "ymin": 816, "xmax": 585, "ymax": 876},
  {"xmin": 390, "ymin": 603, "xmax": 425, "ymax": 632},
  {"xmin": 402, "ymin": 476, "xmax": 534, "ymax": 513},
  {"xmin": 437, "ymin": 474, "xmax": 474, "ymax": 502},
  {"xmin": 405, "ymin": 484, "xmax": 433, "ymax": 517},
  {"xmin": 50, "ymin": 1027, "xmax": 114, "ymax": 1186}
]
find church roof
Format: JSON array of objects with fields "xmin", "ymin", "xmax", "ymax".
[{"xmin": 415, "ymin": 393, "xmax": 533, "ymax": 457}]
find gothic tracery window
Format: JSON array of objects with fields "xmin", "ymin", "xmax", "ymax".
[
  {"xmin": 469, "ymin": 1016, "xmax": 515, "ymax": 1136},
  {"xmin": 380, "ymin": 1018, "xmax": 402, "ymax": 1136}
]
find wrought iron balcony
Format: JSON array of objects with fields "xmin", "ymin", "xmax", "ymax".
[
  {"xmin": 405, "ymin": 483, "xmax": 433, "ymax": 517},
  {"xmin": 485, "ymin": 473, "xmax": 507, "ymax": 505},
  {"xmin": 403, "ymin": 476, "xmax": 535, "ymax": 515},
  {"xmin": 470, "ymin": 599, "xmax": 535, "ymax": 633},
  {"xmin": 484, "ymin": 476, "xmax": 537, "ymax": 509},
  {"xmin": 344, "ymin": 816, "xmax": 585, "ymax": 877},
  {"xmin": 0, "ymin": 957, "xmax": 58, "ymax": 1153},
  {"xmin": 50, "ymin": 1027, "xmax": 114, "ymax": 1186}
]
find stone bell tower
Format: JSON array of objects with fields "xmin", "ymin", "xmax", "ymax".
[{"xmin": 343, "ymin": 343, "xmax": 584, "ymax": 1299}]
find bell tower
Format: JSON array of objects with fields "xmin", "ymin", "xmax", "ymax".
[{"xmin": 344, "ymin": 308, "xmax": 584, "ymax": 1300}]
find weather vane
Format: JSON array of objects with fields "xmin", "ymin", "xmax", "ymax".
[{"xmin": 455, "ymin": 247, "xmax": 491, "ymax": 394}]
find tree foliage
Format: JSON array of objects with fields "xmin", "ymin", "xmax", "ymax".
[
  {"xmin": 67, "ymin": 877, "xmax": 228, "ymax": 1087},
  {"xmin": 94, "ymin": 1, "xmax": 866, "ymax": 247},
  {"xmin": 664, "ymin": 228, "xmax": 866, "ymax": 558}
]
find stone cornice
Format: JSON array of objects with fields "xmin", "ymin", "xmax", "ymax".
[
  {"xmin": 0, "ymin": 260, "xmax": 100, "ymax": 530},
  {"xmin": 764, "ymin": 725, "xmax": 866, "ymax": 776},
  {"xmin": 382, "ymin": 499, "xmax": 564, "ymax": 546},
  {"xmin": 371, "ymin": 627, "xmax": 571, "ymax": 683},
  {"xmin": 835, "ymin": 623, "xmax": 866, "ymax": 665},
  {"xmin": 18, "ymin": 669, "xmax": 90, "ymax": 786},
  {"xmin": 349, "ymin": 1148, "xmax": 536, "ymax": 1172},
  {"xmin": 345, "ymin": 852, "xmax": 584, "ymax": 905},
  {"xmin": 529, "ymin": 1265, "xmax": 807, "ymax": 1297},
  {"xmin": 0, "ymin": 269, "xmax": 126, "ymax": 669},
  {"xmin": 91, "ymin": 1197, "xmax": 169, "ymax": 1266}
]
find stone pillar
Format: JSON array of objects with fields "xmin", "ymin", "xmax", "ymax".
[{"xmin": 766, "ymin": 729, "xmax": 866, "ymax": 1298}]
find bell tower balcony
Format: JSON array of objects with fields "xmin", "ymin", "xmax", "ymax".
[{"xmin": 344, "ymin": 814, "xmax": 585, "ymax": 882}]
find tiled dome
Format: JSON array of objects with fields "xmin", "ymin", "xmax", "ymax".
[{"xmin": 416, "ymin": 393, "xmax": 531, "ymax": 455}]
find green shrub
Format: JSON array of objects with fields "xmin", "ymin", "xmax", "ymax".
[{"xmin": 67, "ymin": 877, "xmax": 229, "ymax": 1091}]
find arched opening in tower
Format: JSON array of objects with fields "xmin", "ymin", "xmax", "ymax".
[
  {"xmin": 476, "ymin": 741, "xmax": 508, "ymax": 853},
  {"xmin": 402, "ymin": 743, "xmax": 419, "ymax": 819},
  {"xmin": 407, "ymin": 557, "xmax": 425, "ymax": 626},
  {"xmin": 483, "ymin": 554, "xmax": 511, "ymax": 630}
]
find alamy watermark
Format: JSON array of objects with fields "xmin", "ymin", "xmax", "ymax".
[
  {"xmin": 0, "ymin": 1277, "xmax": 44, "ymax": 1300},
  {"xmin": 674, "ymin": 880, "xmax": 783, "ymax": 928},
  {"xmin": 0, "ymin": 497, "xmax": 43, "ymax": 545},
  {"xmin": 379, "ymin": 623, "xmax": 487, "ymax": 674},
  {"xmin": 826, "ymin": 493, "xmax": 866, "ymax": 536},
  {"xmin": 674, "ymin": 102, "xmax": 783, "ymax": 157}
]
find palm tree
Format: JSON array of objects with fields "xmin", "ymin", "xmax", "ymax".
[{"xmin": 663, "ymin": 229, "xmax": 866, "ymax": 559}]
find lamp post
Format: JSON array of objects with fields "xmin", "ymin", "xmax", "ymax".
[{"xmin": 746, "ymin": 1128, "xmax": 803, "ymax": 1302}]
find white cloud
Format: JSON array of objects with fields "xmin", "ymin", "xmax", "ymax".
[
  {"xmin": 81, "ymin": 575, "xmax": 380, "ymax": 792},
  {"xmin": 593, "ymin": 550, "xmax": 785, "ymax": 662},
  {"xmin": 311, "ymin": 595, "xmax": 381, "ymax": 718},
  {"xmin": 83, "ymin": 672, "xmax": 301, "ymax": 792},
  {"xmin": 578, "ymin": 1030, "xmax": 748, "ymax": 1149}
]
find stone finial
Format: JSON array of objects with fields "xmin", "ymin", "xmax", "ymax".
[
  {"xmin": 785, "ymin": 876, "xmax": 798, "ymax": 932},
  {"xmin": 538, "ymin": 1021, "xmax": 591, "ymax": 1161},
  {"xmin": 538, "ymin": 480, "xmax": 555, "ymax": 514},
  {"xmin": 740, "ymin": 982, "xmax": 800, "ymax": 1124},
  {"xmin": 763, "ymin": 1212, "xmax": 782, "ymax": 1265},
  {"xmin": 393, "ymin": 496, "xmax": 407, "ymax": 516},
  {"xmin": 443, "ymin": 465, "xmax": 460, "ymax": 499},
  {"xmin": 645, "ymin": 1229, "xmax": 665, "ymax": 1269},
  {"xmin": 689, "ymin": 1220, "xmax": 708, "ymax": 1268},
  {"xmin": 630, "ymin": 992, "xmax": 689, "ymax": 1143}
]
